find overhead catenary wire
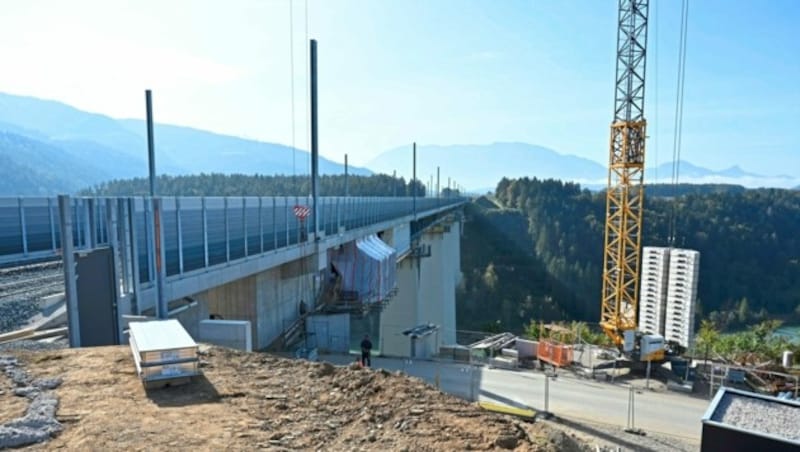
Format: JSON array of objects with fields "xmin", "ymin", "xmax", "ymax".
[
  {"xmin": 668, "ymin": 0, "xmax": 690, "ymax": 247},
  {"xmin": 653, "ymin": 0, "xmax": 659, "ymax": 185},
  {"xmin": 305, "ymin": 0, "xmax": 311, "ymax": 188},
  {"xmin": 289, "ymin": 0, "xmax": 297, "ymax": 193}
]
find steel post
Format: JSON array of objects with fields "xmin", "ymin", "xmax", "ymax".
[
  {"xmin": 243, "ymin": 198, "xmax": 248, "ymax": 257},
  {"xmin": 176, "ymin": 198, "xmax": 184, "ymax": 274},
  {"xmin": 87, "ymin": 198, "xmax": 97, "ymax": 248},
  {"xmin": 117, "ymin": 199, "xmax": 131, "ymax": 294},
  {"xmin": 412, "ymin": 143, "xmax": 417, "ymax": 219},
  {"xmin": 18, "ymin": 198, "xmax": 28, "ymax": 256},
  {"xmin": 58, "ymin": 195, "xmax": 80, "ymax": 347},
  {"xmin": 310, "ymin": 39, "xmax": 320, "ymax": 240},
  {"xmin": 202, "ymin": 197, "xmax": 209, "ymax": 268},
  {"xmin": 48, "ymin": 197, "xmax": 57, "ymax": 251},
  {"xmin": 146, "ymin": 90, "xmax": 156, "ymax": 197},
  {"xmin": 224, "ymin": 197, "xmax": 230, "ymax": 262},
  {"xmin": 153, "ymin": 198, "xmax": 167, "ymax": 319},
  {"xmin": 436, "ymin": 166, "xmax": 440, "ymax": 199},
  {"xmin": 273, "ymin": 197, "xmax": 277, "ymax": 250},
  {"xmin": 259, "ymin": 197, "xmax": 264, "ymax": 254},
  {"xmin": 544, "ymin": 375, "xmax": 550, "ymax": 413},
  {"xmin": 105, "ymin": 199, "xmax": 120, "ymax": 298},
  {"xmin": 128, "ymin": 199, "xmax": 142, "ymax": 314}
]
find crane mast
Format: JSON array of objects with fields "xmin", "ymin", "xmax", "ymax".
[{"xmin": 600, "ymin": 0, "xmax": 649, "ymax": 347}]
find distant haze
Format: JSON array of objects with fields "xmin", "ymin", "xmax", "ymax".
[
  {"xmin": 368, "ymin": 143, "xmax": 800, "ymax": 191},
  {"xmin": 0, "ymin": 91, "xmax": 797, "ymax": 195}
]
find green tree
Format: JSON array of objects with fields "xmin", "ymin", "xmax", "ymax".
[
  {"xmin": 737, "ymin": 297, "xmax": 750, "ymax": 325},
  {"xmin": 524, "ymin": 320, "xmax": 542, "ymax": 339},
  {"xmin": 696, "ymin": 320, "xmax": 720, "ymax": 360},
  {"xmin": 482, "ymin": 263, "xmax": 498, "ymax": 291}
]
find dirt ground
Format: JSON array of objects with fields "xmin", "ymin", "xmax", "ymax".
[
  {"xmin": 0, "ymin": 372, "xmax": 28, "ymax": 424},
  {"xmin": 1, "ymin": 345, "xmax": 593, "ymax": 451}
]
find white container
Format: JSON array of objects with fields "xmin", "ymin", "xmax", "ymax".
[
  {"xmin": 515, "ymin": 339, "xmax": 538, "ymax": 358},
  {"xmin": 782, "ymin": 350, "xmax": 794, "ymax": 369},
  {"xmin": 129, "ymin": 319, "xmax": 200, "ymax": 385}
]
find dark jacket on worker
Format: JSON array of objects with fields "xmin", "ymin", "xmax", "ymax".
[{"xmin": 360, "ymin": 338, "xmax": 373, "ymax": 353}]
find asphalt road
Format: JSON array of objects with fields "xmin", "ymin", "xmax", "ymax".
[{"xmin": 320, "ymin": 354, "xmax": 708, "ymax": 443}]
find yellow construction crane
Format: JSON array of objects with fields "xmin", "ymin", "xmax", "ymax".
[{"xmin": 599, "ymin": 0, "xmax": 664, "ymax": 361}]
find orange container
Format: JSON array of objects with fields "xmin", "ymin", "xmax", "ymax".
[{"xmin": 537, "ymin": 340, "xmax": 573, "ymax": 367}]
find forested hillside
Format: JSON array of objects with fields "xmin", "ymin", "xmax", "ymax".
[
  {"xmin": 470, "ymin": 178, "xmax": 800, "ymax": 332},
  {"xmin": 83, "ymin": 173, "xmax": 426, "ymax": 197},
  {"xmin": 643, "ymin": 183, "xmax": 746, "ymax": 197},
  {"xmin": 456, "ymin": 200, "xmax": 594, "ymax": 333}
]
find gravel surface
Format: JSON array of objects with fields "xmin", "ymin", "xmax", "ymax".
[
  {"xmin": 0, "ymin": 354, "xmax": 63, "ymax": 449},
  {"xmin": 0, "ymin": 301, "xmax": 42, "ymax": 334},
  {"xmin": 543, "ymin": 416, "xmax": 698, "ymax": 452},
  {"xmin": 0, "ymin": 260, "xmax": 64, "ymax": 334},
  {"xmin": 0, "ymin": 339, "xmax": 68, "ymax": 353},
  {"xmin": 712, "ymin": 392, "xmax": 800, "ymax": 442}
]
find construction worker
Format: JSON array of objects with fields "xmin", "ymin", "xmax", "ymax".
[{"xmin": 360, "ymin": 334, "xmax": 373, "ymax": 367}]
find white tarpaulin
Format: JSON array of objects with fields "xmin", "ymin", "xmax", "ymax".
[{"xmin": 332, "ymin": 234, "xmax": 397, "ymax": 304}]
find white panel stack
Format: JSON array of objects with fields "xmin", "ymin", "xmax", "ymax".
[
  {"xmin": 129, "ymin": 319, "xmax": 200, "ymax": 387},
  {"xmin": 665, "ymin": 249, "xmax": 701, "ymax": 348},
  {"xmin": 639, "ymin": 247, "xmax": 670, "ymax": 336}
]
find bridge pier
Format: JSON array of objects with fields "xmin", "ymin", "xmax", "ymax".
[{"xmin": 379, "ymin": 218, "xmax": 461, "ymax": 358}]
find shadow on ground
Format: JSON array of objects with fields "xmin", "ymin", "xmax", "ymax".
[
  {"xmin": 553, "ymin": 416, "xmax": 666, "ymax": 452},
  {"xmin": 145, "ymin": 374, "xmax": 223, "ymax": 407}
]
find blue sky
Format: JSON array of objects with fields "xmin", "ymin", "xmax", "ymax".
[{"xmin": 0, "ymin": 0, "xmax": 797, "ymax": 176}]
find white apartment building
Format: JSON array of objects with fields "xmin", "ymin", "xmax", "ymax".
[
  {"xmin": 639, "ymin": 247, "xmax": 671, "ymax": 336},
  {"xmin": 664, "ymin": 248, "xmax": 701, "ymax": 348}
]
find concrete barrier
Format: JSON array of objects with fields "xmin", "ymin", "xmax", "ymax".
[
  {"xmin": 40, "ymin": 293, "xmax": 65, "ymax": 310},
  {"xmin": 198, "ymin": 320, "xmax": 252, "ymax": 352}
]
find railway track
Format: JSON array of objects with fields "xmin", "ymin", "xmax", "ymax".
[
  {"xmin": 0, "ymin": 273, "xmax": 63, "ymax": 300},
  {"xmin": 0, "ymin": 260, "xmax": 65, "ymax": 334}
]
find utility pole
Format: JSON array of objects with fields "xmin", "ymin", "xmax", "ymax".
[
  {"xmin": 145, "ymin": 90, "xmax": 166, "ymax": 319},
  {"xmin": 436, "ymin": 166, "xmax": 440, "ymax": 198},
  {"xmin": 392, "ymin": 170, "xmax": 397, "ymax": 197},
  {"xmin": 146, "ymin": 90, "xmax": 156, "ymax": 197},
  {"xmin": 412, "ymin": 142, "xmax": 417, "ymax": 219},
  {"xmin": 344, "ymin": 153, "xmax": 349, "ymax": 197},
  {"xmin": 310, "ymin": 39, "xmax": 320, "ymax": 239}
]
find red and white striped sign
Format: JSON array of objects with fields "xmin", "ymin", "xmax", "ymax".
[{"xmin": 293, "ymin": 205, "xmax": 311, "ymax": 220}]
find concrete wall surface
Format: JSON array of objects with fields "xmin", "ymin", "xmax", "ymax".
[
  {"xmin": 307, "ymin": 313, "xmax": 350, "ymax": 353},
  {"xmin": 380, "ymin": 258, "xmax": 418, "ymax": 357},
  {"xmin": 198, "ymin": 320, "xmax": 253, "ymax": 352},
  {"xmin": 255, "ymin": 262, "xmax": 315, "ymax": 350}
]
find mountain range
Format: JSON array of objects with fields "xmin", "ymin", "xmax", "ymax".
[
  {"xmin": 0, "ymin": 92, "xmax": 370, "ymax": 195},
  {"xmin": 367, "ymin": 143, "xmax": 800, "ymax": 192},
  {"xmin": 0, "ymin": 91, "xmax": 796, "ymax": 195}
]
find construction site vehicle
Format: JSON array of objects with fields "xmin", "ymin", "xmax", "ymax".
[{"xmin": 598, "ymin": 0, "xmax": 665, "ymax": 363}]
